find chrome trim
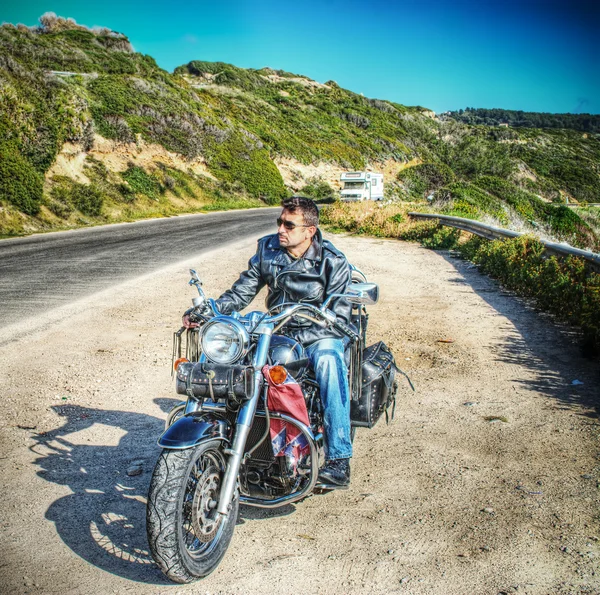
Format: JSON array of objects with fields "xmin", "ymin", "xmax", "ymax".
[
  {"xmin": 200, "ymin": 401, "xmax": 227, "ymax": 413},
  {"xmin": 239, "ymin": 412, "xmax": 319, "ymax": 509},
  {"xmin": 345, "ymin": 282, "xmax": 379, "ymax": 305},
  {"xmin": 200, "ymin": 316, "xmax": 250, "ymax": 364},
  {"xmin": 195, "ymin": 406, "xmax": 322, "ymax": 508},
  {"xmin": 216, "ymin": 329, "xmax": 272, "ymax": 516},
  {"xmin": 350, "ymin": 265, "xmax": 367, "ymax": 283}
]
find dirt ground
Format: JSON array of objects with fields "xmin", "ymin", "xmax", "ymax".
[{"xmin": 0, "ymin": 234, "xmax": 598, "ymax": 595}]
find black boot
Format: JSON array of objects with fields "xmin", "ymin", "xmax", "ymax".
[{"xmin": 317, "ymin": 458, "xmax": 350, "ymax": 488}]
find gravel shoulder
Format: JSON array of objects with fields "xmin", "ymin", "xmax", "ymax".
[{"xmin": 0, "ymin": 234, "xmax": 598, "ymax": 595}]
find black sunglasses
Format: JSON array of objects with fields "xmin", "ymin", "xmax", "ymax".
[{"xmin": 277, "ymin": 217, "xmax": 309, "ymax": 231}]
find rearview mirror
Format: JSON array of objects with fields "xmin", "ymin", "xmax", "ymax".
[
  {"xmin": 345, "ymin": 282, "xmax": 379, "ymax": 305},
  {"xmin": 189, "ymin": 269, "xmax": 202, "ymax": 284}
]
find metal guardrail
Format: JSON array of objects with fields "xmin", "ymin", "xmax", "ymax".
[{"xmin": 408, "ymin": 212, "xmax": 600, "ymax": 273}]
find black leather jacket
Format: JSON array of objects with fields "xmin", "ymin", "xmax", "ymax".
[{"xmin": 215, "ymin": 230, "xmax": 352, "ymax": 346}]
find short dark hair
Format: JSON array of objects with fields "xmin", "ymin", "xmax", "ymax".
[{"xmin": 281, "ymin": 196, "xmax": 319, "ymax": 228}]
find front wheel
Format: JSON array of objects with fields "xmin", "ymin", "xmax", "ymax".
[{"xmin": 146, "ymin": 440, "xmax": 238, "ymax": 583}]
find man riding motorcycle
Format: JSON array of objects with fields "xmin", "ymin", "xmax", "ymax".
[{"xmin": 183, "ymin": 196, "xmax": 353, "ymax": 486}]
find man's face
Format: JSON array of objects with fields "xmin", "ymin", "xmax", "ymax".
[{"xmin": 277, "ymin": 209, "xmax": 314, "ymax": 251}]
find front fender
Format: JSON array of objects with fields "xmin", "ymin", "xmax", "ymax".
[{"xmin": 157, "ymin": 413, "xmax": 230, "ymax": 450}]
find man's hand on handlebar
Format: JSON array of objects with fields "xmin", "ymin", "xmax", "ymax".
[
  {"xmin": 182, "ymin": 305, "xmax": 207, "ymax": 329},
  {"xmin": 182, "ymin": 312, "xmax": 199, "ymax": 329}
]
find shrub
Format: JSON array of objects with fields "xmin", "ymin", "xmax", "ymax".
[
  {"xmin": 440, "ymin": 181, "xmax": 508, "ymax": 224},
  {"xmin": 121, "ymin": 165, "xmax": 162, "ymax": 199},
  {"xmin": 475, "ymin": 176, "xmax": 597, "ymax": 249},
  {"xmin": 0, "ymin": 145, "xmax": 43, "ymax": 215},
  {"xmin": 117, "ymin": 183, "xmax": 135, "ymax": 202},
  {"xmin": 49, "ymin": 177, "xmax": 104, "ymax": 216},
  {"xmin": 207, "ymin": 135, "xmax": 287, "ymax": 204},
  {"xmin": 396, "ymin": 220, "xmax": 440, "ymax": 241},
  {"xmin": 299, "ymin": 177, "xmax": 335, "ymax": 200},
  {"xmin": 514, "ymin": 133, "xmax": 600, "ymax": 203},
  {"xmin": 321, "ymin": 201, "xmax": 422, "ymax": 238},
  {"xmin": 71, "ymin": 183, "xmax": 104, "ymax": 215},
  {"xmin": 49, "ymin": 181, "xmax": 75, "ymax": 218},
  {"xmin": 459, "ymin": 235, "xmax": 600, "ymax": 351},
  {"xmin": 397, "ymin": 162, "xmax": 455, "ymax": 198},
  {"xmin": 46, "ymin": 197, "xmax": 73, "ymax": 218},
  {"xmin": 155, "ymin": 164, "xmax": 197, "ymax": 198},
  {"xmin": 38, "ymin": 12, "xmax": 88, "ymax": 34},
  {"xmin": 421, "ymin": 227, "xmax": 461, "ymax": 249},
  {"xmin": 441, "ymin": 132, "xmax": 516, "ymax": 179}
]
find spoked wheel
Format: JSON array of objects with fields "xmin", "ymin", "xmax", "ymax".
[{"xmin": 146, "ymin": 440, "xmax": 239, "ymax": 583}]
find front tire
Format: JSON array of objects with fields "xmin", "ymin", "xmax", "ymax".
[{"xmin": 146, "ymin": 441, "xmax": 238, "ymax": 583}]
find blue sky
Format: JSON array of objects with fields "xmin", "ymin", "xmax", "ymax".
[{"xmin": 2, "ymin": 0, "xmax": 599, "ymax": 114}]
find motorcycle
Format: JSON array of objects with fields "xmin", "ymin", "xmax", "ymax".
[{"xmin": 146, "ymin": 268, "xmax": 410, "ymax": 583}]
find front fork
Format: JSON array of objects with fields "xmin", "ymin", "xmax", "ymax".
[{"xmin": 216, "ymin": 324, "xmax": 273, "ymax": 517}]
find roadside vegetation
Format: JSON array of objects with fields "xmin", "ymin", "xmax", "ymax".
[
  {"xmin": 322, "ymin": 201, "xmax": 600, "ymax": 353},
  {"xmin": 460, "ymin": 234, "xmax": 600, "ymax": 353}
]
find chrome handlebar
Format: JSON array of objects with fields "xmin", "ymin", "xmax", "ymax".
[
  {"xmin": 264, "ymin": 303, "xmax": 356, "ymax": 340},
  {"xmin": 187, "ymin": 269, "xmax": 358, "ymax": 340}
]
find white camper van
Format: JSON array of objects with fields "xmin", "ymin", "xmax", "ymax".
[{"xmin": 340, "ymin": 171, "xmax": 384, "ymax": 201}]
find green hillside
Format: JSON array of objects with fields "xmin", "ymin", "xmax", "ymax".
[{"xmin": 1, "ymin": 14, "xmax": 599, "ymax": 249}]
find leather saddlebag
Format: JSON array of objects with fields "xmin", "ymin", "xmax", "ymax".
[
  {"xmin": 351, "ymin": 341, "xmax": 398, "ymax": 428},
  {"xmin": 176, "ymin": 361, "xmax": 254, "ymax": 401}
]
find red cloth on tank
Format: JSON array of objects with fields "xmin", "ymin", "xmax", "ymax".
[{"xmin": 262, "ymin": 365, "xmax": 310, "ymax": 458}]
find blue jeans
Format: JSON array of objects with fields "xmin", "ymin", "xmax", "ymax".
[{"xmin": 305, "ymin": 338, "xmax": 353, "ymax": 460}]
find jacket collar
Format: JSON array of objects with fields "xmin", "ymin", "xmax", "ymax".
[{"xmin": 267, "ymin": 229, "xmax": 323, "ymax": 263}]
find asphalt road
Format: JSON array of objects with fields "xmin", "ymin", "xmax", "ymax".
[{"xmin": 0, "ymin": 208, "xmax": 278, "ymax": 328}]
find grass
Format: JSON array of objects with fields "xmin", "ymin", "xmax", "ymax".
[{"xmin": 571, "ymin": 206, "xmax": 600, "ymax": 238}]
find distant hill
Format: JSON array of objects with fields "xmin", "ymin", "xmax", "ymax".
[
  {"xmin": 0, "ymin": 14, "xmax": 599, "ymax": 250},
  {"xmin": 446, "ymin": 107, "xmax": 600, "ymax": 133}
]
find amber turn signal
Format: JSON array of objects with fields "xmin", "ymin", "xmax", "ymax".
[
  {"xmin": 173, "ymin": 357, "xmax": 189, "ymax": 371},
  {"xmin": 268, "ymin": 365, "xmax": 287, "ymax": 385}
]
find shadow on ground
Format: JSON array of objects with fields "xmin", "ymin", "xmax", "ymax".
[
  {"xmin": 441, "ymin": 250, "xmax": 599, "ymax": 419},
  {"xmin": 31, "ymin": 400, "xmax": 177, "ymax": 585},
  {"xmin": 32, "ymin": 397, "xmax": 311, "ymax": 584}
]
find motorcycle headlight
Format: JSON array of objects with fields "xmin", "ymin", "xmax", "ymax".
[{"xmin": 200, "ymin": 317, "xmax": 249, "ymax": 364}]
